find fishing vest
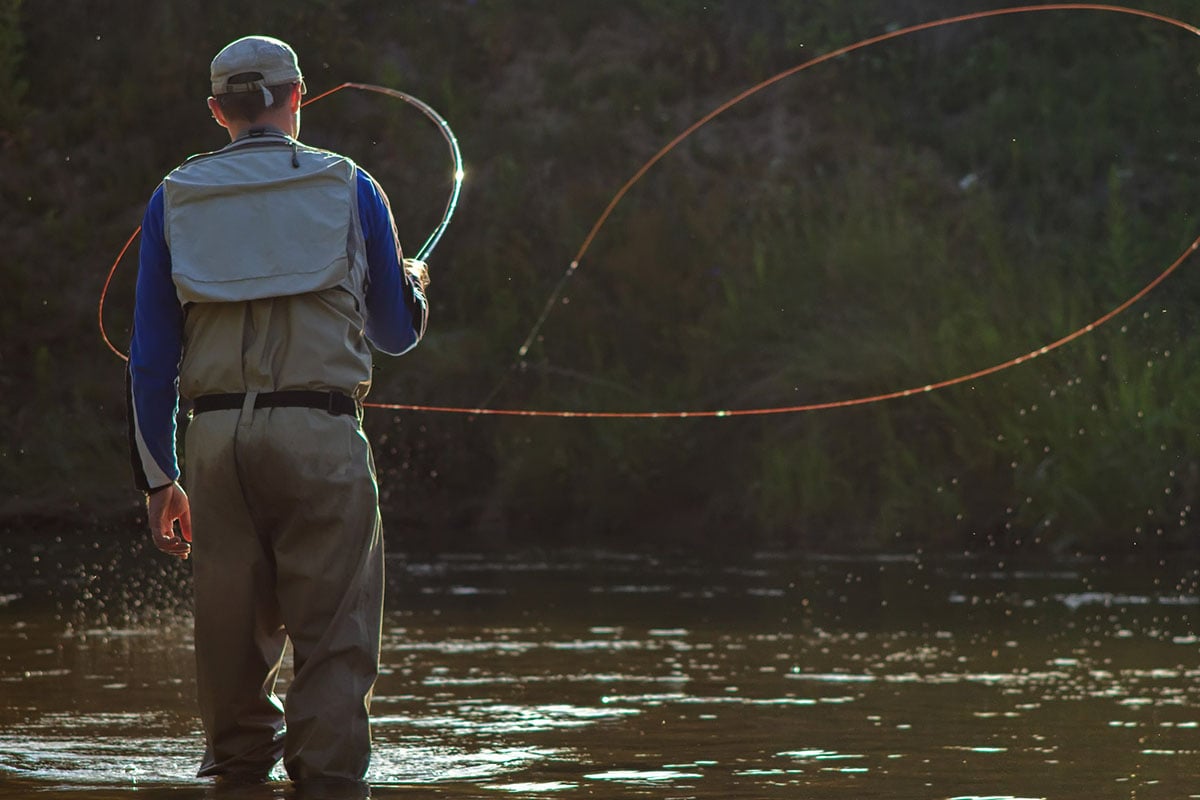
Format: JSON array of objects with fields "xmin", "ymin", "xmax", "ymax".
[
  {"xmin": 163, "ymin": 134, "xmax": 366, "ymax": 305},
  {"xmin": 163, "ymin": 133, "xmax": 374, "ymax": 401}
]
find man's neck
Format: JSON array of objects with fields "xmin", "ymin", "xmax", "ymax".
[{"xmin": 225, "ymin": 110, "xmax": 298, "ymax": 142}]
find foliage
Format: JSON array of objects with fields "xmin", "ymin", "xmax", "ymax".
[
  {"xmin": 0, "ymin": 0, "xmax": 25, "ymax": 134},
  {"xmin": 5, "ymin": 0, "xmax": 1200, "ymax": 556}
]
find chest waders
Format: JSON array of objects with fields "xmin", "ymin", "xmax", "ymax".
[{"xmin": 164, "ymin": 132, "xmax": 383, "ymax": 785}]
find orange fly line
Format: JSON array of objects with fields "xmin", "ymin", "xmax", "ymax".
[{"xmin": 99, "ymin": 4, "xmax": 1200, "ymax": 419}]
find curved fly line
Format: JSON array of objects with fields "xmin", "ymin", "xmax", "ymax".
[{"xmin": 100, "ymin": 5, "xmax": 1200, "ymax": 419}]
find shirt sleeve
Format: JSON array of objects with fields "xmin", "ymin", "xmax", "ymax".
[
  {"xmin": 356, "ymin": 167, "xmax": 428, "ymax": 355},
  {"xmin": 126, "ymin": 184, "xmax": 183, "ymax": 491}
]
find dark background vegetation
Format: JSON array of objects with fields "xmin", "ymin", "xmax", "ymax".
[{"xmin": 3, "ymin": 0, "xmax": 1200, "ymax": 556}]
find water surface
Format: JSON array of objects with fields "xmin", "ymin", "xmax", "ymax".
[{"xmin": 2, "ymin": 536, "xmax": 1199, "ymax": 798}]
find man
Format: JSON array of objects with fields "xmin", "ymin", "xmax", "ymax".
[{"xmin": 126, "ymin": 35, "xmax": 428, "ymax": 793}]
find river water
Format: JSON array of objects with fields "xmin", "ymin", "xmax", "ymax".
[{"xmin": 1, "ymin": 534, "xmax": 1199, "ymax": 799}]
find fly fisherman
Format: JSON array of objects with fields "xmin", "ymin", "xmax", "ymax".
[{"xmin": 126, "ymin": 35, "xmax": 428, "ymax": 795}]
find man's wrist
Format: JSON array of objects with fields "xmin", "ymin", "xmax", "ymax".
[{"xmin": 145, "ymin": 481, "xmax": 174, "ymax": 497}]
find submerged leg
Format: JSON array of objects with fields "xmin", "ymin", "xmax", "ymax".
[
  {"xmin": 188, "ymin": 413, "xmax": 287, "ymax": 779},
  {"xmin": 245, "ymin": 409, "xmax": 385, "ymax": 783}
]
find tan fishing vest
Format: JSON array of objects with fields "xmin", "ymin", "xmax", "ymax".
[{"xmin": 163, "ymin": 136, "xmax": 373, "ymax": 401}]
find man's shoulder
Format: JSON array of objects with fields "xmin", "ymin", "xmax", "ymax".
[
  {"xmin": 296, "ymin": 140, "xmax": 355, "ymax": 163},
  {"xmin": 300, "ymin": 145, "xmax": 364, "ymax": 183}
]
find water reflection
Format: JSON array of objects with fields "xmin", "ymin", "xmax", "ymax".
[{"xmin": 2, "ymin": 546, "xmax": 1200, "ymax": 797}]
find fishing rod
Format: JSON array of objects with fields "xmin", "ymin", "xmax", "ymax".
[{"xmin": 302, "ymin": 82, "xmax": 464, "ymax": 263}]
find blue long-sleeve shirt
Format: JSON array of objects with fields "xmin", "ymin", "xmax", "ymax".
[{"xmin": 127, "ymin": 160, "xmax": 427, "ymax": 491}]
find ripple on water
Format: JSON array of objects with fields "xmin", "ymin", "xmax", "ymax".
[
  {"xmin": 601, "ymin": 692, "xmax": 818, "ymax": 707},
  {"xmin": 24, "ymin": 711, "xmax": 175, "ymax": 732},
  {"xmin": 0, "ymin": 732, "xmax": 566, "ymax": 789},
  {"xmin": 583, "ymin": 769, "xmax": 704, "ymax": 784},
  {"xmin": 0, "ymin": 733, "xmax": 201, "ymax": 786},
  {"xmin": 483, "ymin": 781, "xmax": 578, "ymax": 793},
  {"xmin": 372, "ymin": 702, "xmax": 639, "ymax": 735},
  {"xmin": 422, "ymin": 671, "xmax": 691, "ymax": 687},
  {"xmin": 367, "ymin": 745, "xmax": 561, "ymax": 784},
  {"xmin": 778, "ymin": 748, "xmax": 868, "ymax": 770}
]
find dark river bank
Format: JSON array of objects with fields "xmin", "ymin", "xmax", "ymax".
[{"xmin": 2, "ymin": 530, "xmax": 1199, "ymax": 798}]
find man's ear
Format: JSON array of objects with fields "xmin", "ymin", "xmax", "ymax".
[{"xmin": 207, "ymin": 96, "xmax": 227, "ymax": 127}]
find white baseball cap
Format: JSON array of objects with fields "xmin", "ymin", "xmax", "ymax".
[{"xmin": 210, "ymin": 35, "xmax": 303, "ymax": 104}]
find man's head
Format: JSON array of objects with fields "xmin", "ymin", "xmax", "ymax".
[{"xmin": 207, "ymin": 36, "xmax": 306, "ymax": 137}]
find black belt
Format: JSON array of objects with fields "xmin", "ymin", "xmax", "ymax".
[{"xmin": 191, "ymin": 390, "xmax": 359, "ymax": 417}]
